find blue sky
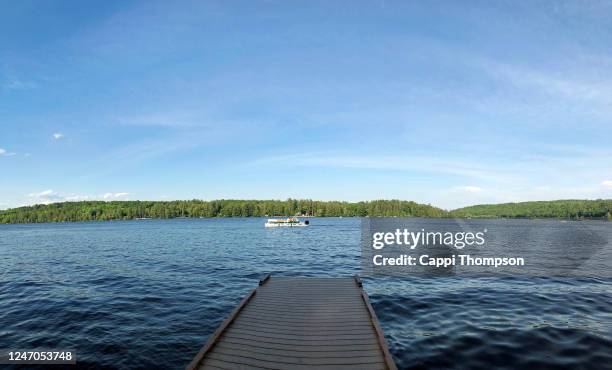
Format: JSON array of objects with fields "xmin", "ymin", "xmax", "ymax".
[{"xmin": 1, "ymin": 0, "xmax": 612, "ymax": 210}]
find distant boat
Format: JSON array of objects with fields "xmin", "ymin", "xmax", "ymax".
[{"xmin": 265, "ymin": 217, "xmax": 309, "ymax": 228}]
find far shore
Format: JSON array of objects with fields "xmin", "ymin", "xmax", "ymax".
[{"xmin": 1, "ymin": 199, "xmax": 610, "ymax": 224}]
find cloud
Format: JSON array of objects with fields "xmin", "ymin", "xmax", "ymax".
[
  {"xmin": 103, "ymin": 192, "xmax": 130, "ymax": 200},
  {"xmin": 490, "ymin": 63, "xmax": 612, "ymax": 105},
  {"xmin": 4, "ymin": 79, "xmax": 37, "ymax": 90},
  {"xmin": 64, "ymin": 195, "xmax": 91, "ymax": 201},
  {"xmin": 0, "ymin": 148, "xmax": 17, "ymax": 156},
  {"xmin": 456, "ymin": 186, "xmax": 483, "ymax": 193},
  {"xmin": 53, "ymin": 133, "xmax": 64, "ymax": 140},
  {"xmin": 602, "ymin": 180, "xmax": 612, "ymax": 188},
  {"xmin": 253, "ymin": 152, "xmax": 514, "ymax": 183},
  {"xmin": 251, "ymin": 149, "xmax": 612, "ymax": 209},
  {"xmin": 26, "ymin": 190, "xmax": 131, "ymax": 205},
  {"xmin": 115, "ymin": 112, "xmax": 203, "ymax": 127},
  {"xmin": 28, "ymin": 190, "xmax": 65, "ymax": 204},
  {"xmin": 476, "ymin": 57, "xmax": 612, "ymax": 120}
]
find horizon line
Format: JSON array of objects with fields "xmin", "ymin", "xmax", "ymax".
[{"xmin": 3, "ymin": 197, "xmax": 612, "ymax": 213}]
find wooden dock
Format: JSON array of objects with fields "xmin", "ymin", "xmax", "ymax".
[{"xmin": 187, "ymin": 276, "xmax": 397, "ymax": 370}]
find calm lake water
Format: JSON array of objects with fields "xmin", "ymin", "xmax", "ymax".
[{"xmin": 1, "ymin": 218, "xmax": 611, "ymax": 369}]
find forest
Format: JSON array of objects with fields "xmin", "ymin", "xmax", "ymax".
[
  {"xmin": 1, "ymin": 199, "xmax": 610, "ymax": 224},
  {"xmin": 450, "ymin": 199, "xmax": 612, "ymax": 219},
  {"xmin": 0, "ymin": 199, "xmax": 445, "ymax": 223}
]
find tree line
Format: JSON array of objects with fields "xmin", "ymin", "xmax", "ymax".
[
  {"xmin": 450, "ymin": 199, "xmax": 612, "ymax": 220},
  {"xmin": 0, "ymin": 199, "xmax": 445, "ymax": 223},
  {"xmin": 1, "ymin": 199, "xmax": 610, "ymax": 224}
]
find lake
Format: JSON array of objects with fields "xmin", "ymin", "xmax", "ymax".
[{"xmin": 1, "ymin": 218, "xmax": 610, "ymax": 369}]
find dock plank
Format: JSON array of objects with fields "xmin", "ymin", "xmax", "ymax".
[
  {"xmin": 188, "ymin": 276, "xmax": 397, "ymax": 370},
  {"xmin": 214, "ymin": 341, "xmax": 383, "ymax": 359}
]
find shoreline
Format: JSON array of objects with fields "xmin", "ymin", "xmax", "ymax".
[
  {"xmin": 1, "ymin": 199, "xmax": 610, "ymax": 224},
  {"xmin": 1, "ymin": 215, "xmax": 609, "ymax": 226}
]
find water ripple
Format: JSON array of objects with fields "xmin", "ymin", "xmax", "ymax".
[{"xmin": 0, "ymin": 219, "xmax": 610, "ymax": 369}]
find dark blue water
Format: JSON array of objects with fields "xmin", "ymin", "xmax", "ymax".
[{"xmin": 0, "ymin": 218, "xmax": 610, "ymax": 369}]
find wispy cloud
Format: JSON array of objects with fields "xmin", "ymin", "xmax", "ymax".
[
  {"xmin": 456, "ymin": 186, "xmax": 483, "ymax": 193},
  {"xmin": 475, "ymin": 56, "xmax": 612, "ymax": 120},
  {"xmin": 252, "ymin": 149, "xmax": 612, "ymax": 208},
  {"xmin": 115, "ymin": 112, "xmax": 205, "ymax": 128},
  {"xmin": 80, "ymin": 119, "xmax": 261, "ymax": 180},
  {"xmin": 26, "ymin": 190, "xmax": 131, "ymax": 205},
  {"xmin": 103, "ymin": 192, "xmax": 130, "ymax": 200},
  {"xmin": 64, "ymin": 195, "xmax": 91, "ymax": 201},
  {"xmin": 254, "ymin": 150, "xmax": 612, "ymax": 185},
  {"xmin": 253, "ymin": 152, "xmax": 518, "ymax": 183},
  {"xmin": 28, "ymin": 190, "xmax": 65, "ymax": 204},
  {"xmin": 4, "ymin": 79, "xmax": 37, "ymax": 90},
  {"xmin": 602, "ymin": 180, "xmax": 612, "ymax": 188},
  {"xmin": 487, "ymin": 63, "xmax": 612, "ymax": 106},
  {"xmin": 0, "ymin": 148, "xmax": 17, "ymax": 156},
  {"xmin": 53, "ymin": 133, "xmax": 64, "ymax": 140}
]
